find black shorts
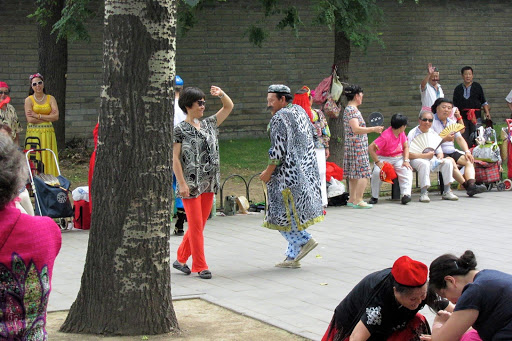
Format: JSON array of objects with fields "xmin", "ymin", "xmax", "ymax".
[{"xmin": 444, "ymin": 151, "xmax": 464, "ymax": 163}]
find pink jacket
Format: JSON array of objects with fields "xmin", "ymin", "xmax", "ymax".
[{"xmin": 0, "ymin": 204, "xmax": 62, "ymax": 339}]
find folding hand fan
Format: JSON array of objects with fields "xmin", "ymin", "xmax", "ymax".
[
  {"xmin": 439, "ymin": 123, "xmax": 465, "ymax": 138},
  {"xmin": 409, "ymin": 132, "xmax": 443, "ymax": 154}
]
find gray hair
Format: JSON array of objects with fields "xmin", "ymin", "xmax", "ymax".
[
  {"xmin": 0, "ymin": 134, "xmax": 28, "ymax": 210},
  {"xmin": 419, "ymin": 110, "xmax": 433, "ymax": 120}
]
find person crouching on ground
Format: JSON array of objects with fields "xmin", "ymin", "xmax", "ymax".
[
  {"xmin": 407, "ymin": 110, "xmax": 459, "ymax": 202},
  {"xmin": 369, "ymin": 113, "xmax": 413, "ymax": 205},
  {"xmin": 260, "ymin": 84, "xmax": 324, "ymax": 269},
  {"xmin": 427, "ymin": 250, "xmax": 512, "ymax": 340},
  {"xmin": 172, "ymin": 85, "xmax": 234, "ymax": 279},
  {"xmin": 322, "ymin": 255, "xmax": 452, "ymax": 341}
]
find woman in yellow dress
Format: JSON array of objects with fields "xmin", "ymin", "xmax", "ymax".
[{"xmin": 24, "ymin": 73, "xmax": 59, "ymax": 177}]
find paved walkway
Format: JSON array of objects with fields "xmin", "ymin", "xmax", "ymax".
[{"xmin": 50, "ymin": 189, "xmax": 512, "ymax": 340}]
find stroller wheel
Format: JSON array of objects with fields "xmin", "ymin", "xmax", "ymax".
[
  {"xmin": 486, "ymin": 183, "xmax": 493, "ymax": 192},
  {"xmin": 497, "ymin": 182, "xmax": 506, "ymax": 192},
  {"xmin": 503, "ymin": 179, "xmax": 512, "ymax": 191}
]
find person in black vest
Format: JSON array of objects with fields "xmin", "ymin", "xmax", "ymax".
[{"xmin": 453, "ymin": 66, "xmax": 491, "ymax": 146}]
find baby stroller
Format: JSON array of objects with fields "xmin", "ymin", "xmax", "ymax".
[
  {"xmin": 25, "ymin": 147, "xmax": 74, "ymax": 229},
  {"xmin": 472, "ymin": 127, "xmax": 505, "ymax": 191}
]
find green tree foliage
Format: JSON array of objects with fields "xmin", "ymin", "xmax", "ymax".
[{"xmin": 29, "ymin": 0, "xmax": 95, "ymax": 42}]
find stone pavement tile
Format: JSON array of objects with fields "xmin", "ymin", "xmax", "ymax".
[{"xmin": 50, "ymin": 190, "xmax": 512, "ymax": 340}]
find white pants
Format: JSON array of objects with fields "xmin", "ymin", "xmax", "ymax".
[
  {"xmin": 16, "ymin": 188, "xmax": 34, "ymax": 216},
  {"xmin": 410, "ymin": 157, "xmax": 454, "ymax": 189},
  {"xmin": 371, "ymin": 156, "xmax": 412, "ymax": 198},
  {"xmin": 315, "ymin": 148, "xmax": 328, "ymax": 207}
]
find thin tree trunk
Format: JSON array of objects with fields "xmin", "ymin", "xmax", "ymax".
[
  {"xmin": 37, "ymin": 0, "xmax": 67, "ymax": 151},
  {"xmin": 60, "ymin": 0, "xmax": 179, "ymax": 335},
  {"xmin": 328, "ymin": 13, "xmax": 351, "ymax": 166}
]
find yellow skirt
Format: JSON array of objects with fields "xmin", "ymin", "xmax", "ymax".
[{"xmin": 26, "ymin": 123, "xmax": 59, "ymax": 177}]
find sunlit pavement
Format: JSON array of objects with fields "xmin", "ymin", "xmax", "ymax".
[{"xmin": 51, "ymin": 189, "xmax": 512, "ymax": 340}]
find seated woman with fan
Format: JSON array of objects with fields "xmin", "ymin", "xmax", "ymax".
[
  {"xmin": 430, "ymin": 98, "xmax": 486, "ymax": 197},
  {"xmin": 407, "ymin": 110, "xmax": 460, "ymax": 202}
]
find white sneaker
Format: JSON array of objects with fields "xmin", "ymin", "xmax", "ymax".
[
  {"xmin": 442, "ymin": 190, "xmax": 459, "ymax": 201},
  {"xmin": 275, "ymin": 258, "xmax": 301, "ymax": 268},
  {"xmin": 419, "ymin": 193, "xmax": 430, "ymax": 203}
]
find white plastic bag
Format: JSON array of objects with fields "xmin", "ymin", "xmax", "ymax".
[
  {"xmin": 327, "ymin": 177, "xmax": 346, "ymax": 198},
  {"xmin": 72, "ymin": 186, "xmax": 89, "ymax": 202}
]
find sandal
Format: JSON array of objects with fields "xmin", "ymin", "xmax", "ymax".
[
  {"xmin": 198, "ymin": 270, "xmax": 212, "ymax": 279},
  {"xmin": 173, "ymin": 260, "xmax": 191, "ymax": 275},
  {"xmin": 353, "ymin": 201, "xmax": 373, "ymax": 209}
]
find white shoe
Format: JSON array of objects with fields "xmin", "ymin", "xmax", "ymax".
[
  {"xmin": 295, "ymin": 238, "xmax": 319, "ymax": 262},
  {"xmin": 275, "ymin": 258, "xmax": 301, "ymax": 268},
  {"xmin": 419, "ymin": 193, "xmax": 430, "ymax": 203},
  {"xmin": 442, "ymin": 190, "xmax": 459, "ymax": 201}
]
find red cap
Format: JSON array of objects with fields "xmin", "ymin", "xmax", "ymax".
[
  {"xmin": 0, "ymin": 81, "xmax": 8, "ymax": 88},
  {"xmin": 380, "ymin": 162, "xmax": 397, "ymax": 184},
  {"xmin": 391, "ymin": 256, "xmax": 428, "ymax": 286}
]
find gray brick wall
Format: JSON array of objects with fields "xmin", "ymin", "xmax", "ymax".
[{"xmin": 1, "ymin": 0, "xmax": 511, "ymax": 143}]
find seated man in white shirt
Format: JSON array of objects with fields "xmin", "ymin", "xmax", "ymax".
[
  {"xmin": 408, "ymin": 111, "xmax": 459, "ymax": 202},
  {"xmin": 430, "ymin": 98, "xmax": 486, "ymax": 197}
]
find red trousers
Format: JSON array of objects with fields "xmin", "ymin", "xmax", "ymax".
[{"xmin": 176, "ymin": 192, "xmax": 214, "ymax": 273}]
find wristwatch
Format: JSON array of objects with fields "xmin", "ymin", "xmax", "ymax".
[{"xmin": 404, "ymin": 159, "xmax": 410, "ymax": 162}]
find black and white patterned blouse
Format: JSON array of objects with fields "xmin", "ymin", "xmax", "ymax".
[{"xmin": 173, "ymin": 115, "xmax": 219, "ymax": 198}]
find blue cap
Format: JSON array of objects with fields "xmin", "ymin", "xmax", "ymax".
[{"xmin": 175, "ymin": 75, "xmax": 183, "ymax": 86}]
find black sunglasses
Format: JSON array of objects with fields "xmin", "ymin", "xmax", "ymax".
[
  {"xmin": 32, "ymin": 81, "xmax": 43, "ymax": 87},
  {"xmin": 197, "ymin": 100, "xmax": 206, "ymax": 106},
  {"xmin": 0, "ymin": 91, "xmax": 9, "ymax": 95},
  {"xmin": 421, "ymin": 118, "xmax": 434, "ymax": 122}
]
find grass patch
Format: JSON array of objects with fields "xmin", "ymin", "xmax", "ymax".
[{"xmin": 219, "ymin": 138, "xmax": 270, "ymax": 179}]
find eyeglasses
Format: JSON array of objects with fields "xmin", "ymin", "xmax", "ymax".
[
  {"xmin": 421, "ymin": 118, "xmax": 434, "ymax": 122},
  {"xmin": 0, "ymin": 91, "xmax": 9, "ymax": 95},
  {"xmin": 32, "ymin": 81, "xmax": 43, "ymax": 87},
  {"xmin": 197, "ymin": 100, "xmax": 206, "ymax": 106}
]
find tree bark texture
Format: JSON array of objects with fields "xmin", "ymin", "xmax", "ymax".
[
  {"xmin": 60, "ymin": 0, "xmax": 179, "ymax": 335},
  {"xmin": 37, "ymin": 0, "xmax": 68, "ymax": 151},
  {"xmin": 328, "ymin": 14, "xmax": 351, "ymax": 167}
]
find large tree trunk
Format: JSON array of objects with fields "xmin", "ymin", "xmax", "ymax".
[
  {"xmin": 60, "ymin": 0, "xmax": 179, "ymax": 335},
  {"xmin": 37, "ymin": 0, "xmax": 67, "ymax": 151},
  {"xmin": 327, "ymin": 14, "xmax": 351, "ymax": 166}
]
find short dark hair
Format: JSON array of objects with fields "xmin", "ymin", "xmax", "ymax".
[
  {"xmin": 343, "ymin": 84, "xmax": 363, "ymax": 101},
  {"xmin": 392, "ymin": 278, "xmax": 425, "ymax": 294},
  {"xmin": 431, "ymin": 98, "xmax": 453, "ymax": 114},
  {"xmin": 390, "ymin": 113, "xmax": 408, "ymax": 129},
  {"xmin": 178, "ymin": 87, "xmax": 205, "ymax": 113},
  {"xmin": 274, "ymin": 92, "xmax": 293, "ymax": 103},
  {"xmin": 428, "ymin": 250, "xmax": 477, "ymax": 293},
  {"xmin": 0, "ymin": 134, "xmax": 28, "ymax": 210},
  {"xmin": 461, "ymin": 66, "xmax": 473, "ymax": 75}
]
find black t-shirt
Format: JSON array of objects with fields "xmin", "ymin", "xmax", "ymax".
[
  {"xmin": 454, "ymin": 269, "xmax": 512, "ymax": 340},
  {"xmin": 453, "ymin": 82, "xmax": 487, "ymax": 120},
  {"xmin": 333, "ymin": 269, "xmax": 427, "ymax": 340}
]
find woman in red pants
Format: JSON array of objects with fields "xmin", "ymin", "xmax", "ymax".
[{"xmin": 172, "ymin": 85, "xmax": 233, "ymax": 279}]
